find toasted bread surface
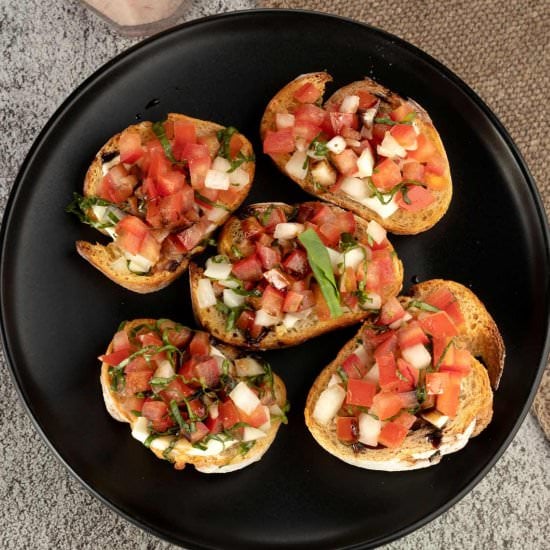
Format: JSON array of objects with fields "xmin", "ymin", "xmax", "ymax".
[
  {"xmin": 101, "ymin": 319, "xmax": 287, "ymax": 473},
  {"xmin": 260, "ymin": 72, "xmax": 452, "ymax": 234},
  {"xmin": 189, "ymin": 201, "xmax": 404, "ymax": 350},
  {"xmin": 304, "ymin": 280, "xmax": 504, "ymax": 470},
  {"xmin": 75, "ymin": 113, "xmax": 255, "ymax": 293}
]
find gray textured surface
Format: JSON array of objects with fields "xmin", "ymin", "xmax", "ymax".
[{"xmin": 1, "ymin": 1, "xmax": 549, "ymax": 549}]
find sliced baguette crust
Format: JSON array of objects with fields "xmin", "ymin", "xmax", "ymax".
[
  {"xmin": 260, "ymin": 73, "xmax": 452, "ymax": 234},
  {"xmin": 78, "ymin": 113, "xmax": 255, "ymax": 293},
  {"xmin": 189, "ymin": 202, "xmax": 404, "ymax": 350},
  {"xmin": 305, "ymin": 280, "xmax": 503, "ymax": 471},
  {"xmin": 100, "ymin": 319, "xmax": 287, "ymax": 473}
]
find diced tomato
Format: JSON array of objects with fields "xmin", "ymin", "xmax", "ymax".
[
  {"xmin": 336, "ymin": 416, "xmax": 358, "ymax": 442},
  {"xmin": 119, "ymin": 130, "xmax": 144, "ymax": 164},
  {"xmin": 256, "ymin": 243, "xmax": 281, "ymax": 270},
  {"xmin": 204, "ymin": 414, "xmax": 223, "ymax": 435},
  {"xmin": 432, "ymin": 336, "xmax": 453, "ymax": 368},
  {"xmin": 228, "ymin": 134, "xmax": 243, "ymax": 159},
  {"xmin": 125, "ymin": 370, "xmax": 153, "ymax": 394},
  {"xmin": 180, "ymin": 143, "xmax": 209, "ymax": 161},
  {"xmin": 281, "ymin": 290, "xmax": 303, "ymax": 313},
  {"xmin": 99, "ymin": 349, "xmax": 129, "ymax": 366},
  {"xmin": 346, "ymin": 378, "xmax": 377, "ymax": 407},
  {"xmin": 330, "ymin": 148, "xmax": 358, "ymax": 176},
  {"xmin": 318, "ymin": 221, "xmax": 342, "ymax": 247},
  {"xmin": 424, "ymin": 153, "xmax": 446, "ymax": 177},
  {"xmin": 115, "ymin": 215, "xmax": 149, "ymax": 255},
  {"xmin": 294, "ymin": 120, "xmax": 322, "ymax": 143},
  {"xmin": 402, "ymin": 160, "xmax": 425, "ymax": 183},
  {"xmin": 176, "ymin": 223, "xmax": 204, "ymax": 252},
  {"xmin": 99, "ymin": 165, "xmax": 136, "ymax": 203},
  {"xmin": 186, "ymin": 421, "xmax": 209, "ymax": 443},
  {"xmin": 189, "ymin": 331, "xmax": 210, "ymax": 356},
  {"xmin": 371, "ymin": 249, "xmax": 396, "ymax": 289},
  {"xmin": 439, "ymin": 348, "xmax": 472, "ymax": 378},
  {"xmin": 123, "ymin": 356, "xmax": 149, "ymax": 373},
  {"xmin": 155, "ymin": 170, "xmax": 186, "ymax": 197},
  {"xmin": 294, "ymin": 103, "xmax": 326, "ymax": 126},
  {"xmin": 312, "ymin": 282, "xmax": 331, "ymax": 321},
  {"xmin": 142, "ymin": 399, "xmax": 169, "ymax": 421},
  {"xmin": 329, "ymin": 112, "xmax": 359, "ymax": 135},
  {"xmin": 261, "ymin": 285, "xmax": 284, "ymax": 316},
  {"xmin": 426, "ymin": 372, "xmax": 451, "ymax": 395},
  {"xmin": 232, "ymin": 253, "xmax": 263, "ymax": 281},
  {"xmin": 363, "ymin": 260, "xmax": 380, "ymax": 293},
  {"xmin": 406, "ymin": 134, "xmax": 437, "ymax": 162},
  {"xmin": 396, "ymin": 358, "xmax": 419, "ymax": 389},
  {"xmin": 392, "ymin": 410, "xmax": 417, "ymax": 430},
  {"xmin": 147, "ymin": 148, "xmax": 171, "ymax": 181},
  {"xmin": 377, "ymin": 352, "xmax": 398, "ymax": 390},
  {"xmin": 188, "ymin": 398, "xmax": 207, "ymax": 419},
  {"xmin": 372, "ymin": 123, "xmax": 391, "ymax": 145},
  {"xmin": 173, "ymin": 120, "xmax": 197, "ymax": 153},
  {"xmin": 294, "ymin": 82, "xmax": 322, "ymax": 103},
  {"xmin": 396, "ymin": 185, "xmax": 435, "ymax": 212},
  {"xmin": 283, "ymin": 249, "xmax": 310, "ymax": 277},
  {"xmin": 378, "ymin": 421, "xmax": 409, "ymax": 448},
  {"xmin": 196, "ymin": 133, "xmax": 220, "ymax": 158},
  {"xmin": 238, "ymin": 403, "xmax": 270, "ymax": 428},
  {"xmin": 219, "ymin": 399, "xmax": 240, "ymax": 429},
  {"xmin": 424, "ymin": 288, "xmax": 465, "ymax": 328},
  {"xmin": 163, "ymin": 326, "xmax": 192, "ymax": 348},
  {"xmin": 193, "ymin": 357, "xmax": 221, "ymax": 387},
  {"xmin": 138, "ymin": 332, "xmax": 163, "ymax": 348},
  {"xmin": 371, "ymin": 158, "xmax": 402, "ymax": 191},
  {"xmin": 357, "ymin": 90, "xmax": 377, "ymax": 109},
  {"xmin": 260, "ymin": 207, "xmax": 287, "ymax": 231},
  {"xmin": 248, "ymin": 322, "xmax": 266, "ymax": 341},
  {"xmin": 363, "ymin": 326, "xmax": 396, "ymax": 348},
  {"xmin": 339, "ymin": 266, "xmax": 358, "ymax": 294},
  {"xmin": 379, "ymin": 297, "xmax": 406, "ymax": 325},
  {"xmin": 397, "ymin": 321, "xmax": 429, "ymax": 349},
  {"xmin": 419, "ymin": 311, "xmax": 458, "ymax": 339},
  {"xmin": 390, "ymin": 103, "xmax": 415, "ymax": 122},
  {"xmin": 161, "ymin": 378, "xmax": 194, "ymax": 403},
  {"xmin": 310, "ymin": 204, "xmax": 336, "ymax": 225},
  {"xmin": 335, "ymin": 211, "xmax": 356, "ymax": 234},
  {"xmin": 112, "ymin": 330, "xmax": 131, "ymax": 352},
  {"xmin": 241, "ymin": 217, "xmax": 265, "ymax": 240},
  {"xmin": 188, "ymin": 155, "xmax": 212, "ymax": 188},
  {"xmin": 370, "ymin": 392, "xmax": 403, "ymax": 420},
  {"xmin": 341, "ymin": 353, "xmax": 366, "ymax": 379},
  {"xmin": 390, "ymin": 124, "xmax": 417, "ymax": 148},
  {"xmin": 263, "ymin": 128, "xmax": 295, "ymax": 154},
  {"xmin": 374, "ymin": 332, "xmax": 398, "ymax": 358},
  {"xmin": 436, "ymin": 380, "xmax": 461, "ymax": 417}
]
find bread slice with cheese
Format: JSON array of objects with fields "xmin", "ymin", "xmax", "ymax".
[
  {"xmin": 304, "ymin": 280, "xmax": 504, "ymax": 471},
  {"xmin": 189, "ymin": 201, "xmax": 404, "ymax": 349},
  {"xmin": 101, "ymin": 318, "xmax": 287, "ymax": 473},
  {"xmin": 70, "ymin": 113, "xmax": 255, "ymax": 293},
  {"xmin": 260, "ymin": 72, "xmax": 452, "ymax": 234}
]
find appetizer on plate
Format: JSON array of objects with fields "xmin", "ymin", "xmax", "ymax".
[
  {"xmin": 100, "ymin": 318, "xmax": 287, "ymax": 473},
  {"xmin": 67, "ymin": 113, "xmax": 255, "ymax": 293},
  {"xmin": 261, "ymin": 72, "xmax": 452, "ymax": 234},
  {"xmin": 305, "ymin": 280, "xmax": 505, "ymax": 470},
  {"xmin": 189, "ymin": 201, "xmax": 403, "ymax": 349}
]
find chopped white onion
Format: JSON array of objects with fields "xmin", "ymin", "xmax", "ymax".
[
  {"xmin": 269, "ymin": 404, "xmax": 284, "ymax": 416},
  {"xmin": 364, "ymin": 362, "xmax": 380, "ymax": 384},
  {"xmin": 401, "ymin": 343, "xmax": 432, "ymax": 369},
  {"xmin": 310, "ymin": 160, "xmax": 337, "ymax": 186},
  {"xmin": 223, "ymin": 288, "xmax": 245, "ymax": 308},
  {"xmin": 186, "ymin": 437, "xmax": 237, "ymax": 456},
  {"xmin": 229, "ymin": 381, "xmax": 261, "ymax": 415},
  {"xmin": 218, "ymin": 278, "xmax": 240, "ymax": 289},
  {"xmin": 360, "ymin": 105, "xmax": 378, "ymax": 129},
  {"xmin": 340, "ymin": 95, "xmax": 360, "ymax": 114},
  {"xmin": 358, "ymin": 413, "xmax": 381, "ymax": 446},
  {"xmin": 354, "ymin": 345, "xmax": 369, "ymax": 366},
  {"xmin": 343, "ymin": 246, "xmax": 367, "ymax": 271},
  {"xmin": 360, "ymin": 195, "xmax": 399, "ymax": 219},
  {"xmin": 242, "ymin": 426, "xmax": 268, "ymax": 442},
  {"xmin": 273, "ymin": 222, "xmax": 305, "ymax": 240},
  {"xmin": 421, "ymin": 410, "xmax": 449, "ymax": 429},
  {"xmin": 377, "ymin": 132, "xmax": 407, "ymax": 158},
  {"xmin": 110, "ymin": 256, "xmax": 128, "ymax": 273},
  {"xmin": 101, "ymin": 155, "xmax": 121, "ymax": 175},
  {"xmin": 235, "ymin": 357, "xmax": 265, "ymax": 377},
  {"xmin": 340, "ymin": 176, "xmax": 368, "ymax": 200},
  {"xmin": 362, "ymin": 292, "xmax": 382, "ymax": 310},
  {"xmin": 204, "ymin": 169, "xmax": 230, "ymax": 190},
  {"xmin": 124, "ymin": 253, "xmax": 152, "ymax": 273},
  {"xmin": 197, "ymin": 278, "xmax": 217, "ymax": 308},
  {"xmin": 366, "ymin": 220, "xmax": 387, "ymax": 244},
  {"xmin": 204, "ymin": 257, "xmax": 233, "ymax": 280},
  {"xmin": 212, "ymin": 156, "xmax": 231, "ymax": 172},
  {"xmin": 263, "ymin": 268, "xmax": 291, "ymax": 289},
  {"xmin": 328, "ymin": 373, "xmax": 341, "ymax": 387},
  {"xmin": 326, "ymin": 135, "xmax": 346, "ymax": 154},
  {"xmin": 276, "ymin": 112, "xmax": 295, "ymax": 129},
  {"xmin": 355, "ymin": 147, "xmax": 374, "ymax": 177},
  {"xmin": 389, "ymin": 312, "xmax": 413, "ymax": 330},
  {"xmin": 312, "ymin": 384, "xmax": 346, "ymax": 425},
  {"xmin": 206, "ymin": 206, "xmax": 227, "ymax": 223},
  {"xmin": 285, "ymin": 150, "xmax": 308, "ymax": 180},
  {"xmin": 326, "ymin": 247, "xmax": 344, "ymax": 273},
  {"xmin": 149, "ymin": 436, "xmax": 173, "ymax": 452},
  {"xmin": 254, "ymin": 309, "xmax": 281, "ymax": 327},
  {"xmin": 209, "ymin": 402, "xmax": 219, "ymax": 419},
  {"xmin": 282, "ymin": 307, "xmax": 314, "ymax": 329},
  {"xmin": 153, "ymin": 360, "xmax": 175, "ymax": 379},
  {"xmin": 131, "ymin": 416, "xmax": 150, "ymax": 443},
  {"xmin": 228, "ymin": 167, "xmax": 250, "ymax": 187}
]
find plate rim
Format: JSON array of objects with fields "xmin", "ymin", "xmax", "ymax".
[{"xmin": 1, "ymin": 8, "xmax": 549, "ymax": 550}]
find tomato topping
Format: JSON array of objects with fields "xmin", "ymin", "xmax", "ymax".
[
  {"xmin": 219, "ymin": 399, "xmax": 240, "ymax": 429},
  {"xmin": 346, "ymin": 379, "xmax": 377, "ymax": 407},
  {"xmin": 379, "ymin": 296, "xmax": 406, "ymax": 325},
  {"xmin": 396, "ymin": 185, "xmax": 435, "ymax": 212},
  {"xmin": 256, "ymin": 243, "xmax": 281, "ymax": 270},
  {"xmin": 282, "ymin": 249, "xmax": 310, "ymax": 277},
  {"xmin": 204, "ymin": 414, "xmax": 224, "ymax": 435},
  {"xmin": 260, "ymin": 206, "xmax": 287, "ymax": 231},
  {"xmin": 294, "ymin": 82, "xmax": 322, "ymax": 103},
  {"xmin": 318, "ymin": 221, "xmax": 343, "ymax": 248},
  {"xmin": 406, "ymin": 134, "xmax": 437, "ymax": 162},
  {"xmin": 329, "ymin": 112, "xmax": 359, "ymax": 135},
  {"xmin": 99, "ymin": 349, "xmax": 130, "ymax": 366},
  {"xmin": 261, "ymin": 285, "xmax": 285, "ymax": 317},
  {"xmin": 263, "ymin": 128, "xmax": 295, "ymax": 154},
  {"xmin": 330, "ymin": 148, "xmax": 358, "ymax": 176},
  {"xmin": 397, "ymin": 321, "xmax": 429, "ymax": 349},
  {"xmin": 232, "ymin": 253, "xmax": 264, "ymax": 281},
  {"xmin": 99, "ymin": 165, "xmax": 136, "ymax": 203},
  {"xmin": 402, "ymin": 160, "xmax": 425, "ymax": 183},
  {"xmin": 294, "ymin": 120, "xmax": 322, "ymax": 143},
  {"xmin": 294, "ymin": 103, "xmax": 326, "ymax": 126},
  {"xmin": 125, "ymin": 370, "xmax": 154, "ymax": 394},
  {"xmin": 193, "ymin": 356, "xmax": 221, "ymax": 387},
  {"xmin": 142, "ymin": 399, "xmax": 169, "ymax": 421},
  {"xmin": 436, "ymin": 379, "xmax": 461, "ymax": 417},
  {"xmin": 312, "ymin": 282, "xmax": 331, "ymax": 321},
  {"xmin": 138, "ymin": 332, "xmax": 163, "ymax": 348},
  {"xmin": 228, "ymin": 134, "xmax": 244, "ymax": 159},
  {"xmin": 390, "ymin": 103, "xmax": 415, "ymax": 122},
  {"xmin": 119, "ymin": 130, "xmax": 144, "ymax": 164},
  {"xmin": 187, "ymin": 421, "xmax": 209, "ymax": 443},
  {"xmin": 175, "ymin": 223, "xmax": 204, "ymax": 252},
  {"xmin": 238, "ymin": 403, "xmax": 270, "ymax": 428},
  {"xmin": 337, "ymin": 416, "xmax": 358, "ymax": 442},
  {"xmin": 282, "ymin": 290, "xmax": 304, "ymax": 313},
  {"xmin": 378, "ymin": 421, "xmax": 409, "ymax": 448},
  {"xmin": 392, "ymin": 411, "xmax": 417, "ymax": 430},
  {"xmin": 371, "ymin": 158, "xmax": 402, "ymax": 191},
  {"xmin": 370, "ymin": 392, "xmax": 403, "ymax": 420},
  {"xmin": 426, "ymin": 372, "xmax": 451, "ymax": 395},
  {"xmin": 418, "ymin": 311, "xmax": 459, "ymax": 339},
  {"xmin": 173, "ymin": 120, "xmax": 197, "ymax": 150},
  {"xmin": 390, "ymin": 124, "xmax": 417, "ymax": 148},
  {"xmin": 425, "ymin": 288, "xmax": 465, "ymax": 327},
  {"xmin": 341, "ymin": 353, "xmax": 367, "ymax": 379},
  {"xmin": 357, "ymin": 90, "xmax": 377, "ymax": 109},
  {"xmin": 241, "ymin": 216, "xmax": 265, "ymax": 240},
  {"xmin": 187, "ymin": 331, "xmax": 209, "ymax": 356},
  {"xmin": 439, "ymin": 348, "xmax": 472, "ymax": 378}
]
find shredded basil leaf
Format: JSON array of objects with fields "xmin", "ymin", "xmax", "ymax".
[
  {"xmin": 339, "ymin": 232, "xmax": 359, "ymax": 252},
  {"xmin": 407, "ymin": 300, "xmax": 440, "ymax": 313},
  {"xmin": 231, "ymin": 245, "xmax": 244, "ymax": 259},
  {"xmin": 366, "ymin": 178, "xmax": 426, "ymax": 206},
  {"xmin": 373, "ymin": 117, "xmax": 413, "ymax": 126},
  {"xmin": 162, "ymin": 437, "xmax": 178, "ymax": 460},
  {"xmin": 65, "ymin": 193, "xmax": 122, "ymax": 230},
  {"xmin": 152, "ymin": 121, "xmax": 179, "ymax": 164},
  {"xmin": 308, "ymin": 134, "xmax": 328, "ymax": 157},
  {"xmin": 298, "ymin": 228, "xmax": 342, "ymax": 318},
  {"xmin": 194, "ymin": 191, "xmax": 231, "ymax": 211}
]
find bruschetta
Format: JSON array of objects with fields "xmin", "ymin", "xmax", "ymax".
[
  {"xmin": 189, "ymin": 201, "xmax": 403, "ymax": 349},
  {"xmin": 67, "ymin": 113, "xmax": 255, "ymax": 293},
  {"xmin": 260, "ymin": 72, "xmax": 452, "ymax": 234},
  {"xmin": 100, "ymin": 318, "xmax": 287, "ymax": 473},
  {"xmin": 304, "ymin": 280, "xmax": 505, "ymax": 471}
]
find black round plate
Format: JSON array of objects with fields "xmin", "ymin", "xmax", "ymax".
[{"xmin": 1, "ymin": 9, "xmax": 549, "ymax": 550}]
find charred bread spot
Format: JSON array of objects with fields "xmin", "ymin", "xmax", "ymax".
[{"xmin": 101, "ymin": 150, "xmax": 119, "ymax": 163}]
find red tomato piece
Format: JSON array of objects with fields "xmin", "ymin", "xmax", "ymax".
[
  {"xmin": 263, "ymin": 128, "xmax": 295, "ymax": 154},
  {"xmin": 99, "ymin": 166, "xmax": 136, "ymax": 203},
  {"xmin": 119, "ymin": 130, "xmax": 144, "ymax": 164},
  {"xmin": 261, "ymin": 285, "xmax": 285, "ymax": 316},
  {"xmin": 204, "ymin": 414, "xmax": 224, "ymax": 435},
  {"xmin": 188, "ymin": 398, "xmax": 207, "ymax": 419},
  {"xmin": 115, "ymin": 215, "xmax": 150, "ymax": 255},
  {"xmin": 335, "ymin": 211, "xmax": 356, "ymax": 234},
  {"xmin": 239, "ymin": 403, "xmax": 270, "ymax": 428},
  {"xmin": 329, "ymin": 112, "xmax": 359, "ymax": 134},
  {"xmin": 377, "ymin": 352, "xmax": 398, "ymax": 391},
  {"xmin": 432, "ymin": 337, "xmax": 453, "ymax": 369},
  {"xmin": 99, "ymin": 349, "xmax": 129, "ymax": 366},
  {"xmin": 439, "ymin": 348, "xmax": 472, "ymax": 378},
  {"xmin": 363, "ymin": 327, "xmax": 396, "ymax": 348},
  {"xmin": 390, "ymin": 103, "xmax": 415, "ymax": 122},
  {"xmin": 241, "ymin": 217, "xmax": 265, "ymax": 240},
  {"xmin": 112, "ymin": 330, "xmax": 131, "ymax": 352},
  {"xmin": 378, "ymin": 421, "xmax": 409, "ymax": 448},
  {"xmin": 219, "ymin": 399, "xmax": 240, "ymax": 429},
  {"xmin": 138, "ymin": 332, "xmax": 163, "ymax": 348},
  {"xmin": 294, "ymin": 121, "xmax": 322, "ymax": 143},
  {"xmin": 312, "ymin": 282, "xmax": 331, "ymax": 321},
  {"xmin": 346, "ymin": 378, "xmax": 377, "ymax": 407},
  {"xmin": 282, "ymin": 290, "xmax": 304, "ymax": 313},
  {"xmin": 341, "ymin": 353, "xmax": 366, "ymax": 380},
  {"xmin": 193, "ymin": 357, "xmax": 221, "ymax": 387},
  {"xmin": 357, "ymin": 90, "xmax": 377, "ymax": 109},
  {"xmin": 294, "ymin": 82, "xmax": 322, "ymax": 103},
  {"xmin": 173, "ymin": 120, "xmax": 196, "ymax": 150},
  {"xmin": 256, "ymin": 243, "xmax": 281, "ymax": 270},
  {"xmin": 336, "ymin": 416, "xmax": 358, "ymax": 442},
  {"xmin": 397, "ymin": 320, "xmax": 429, "ymax": 349},
  {"xmin": 370, "ymin": 392, "xmax": 403, "ymax": 420},
  {"xmin": 142, "ymin": 399, "xmax": 169, "ymax": 421},
  {"xmin": 406, "ymin": 134, "xmax": 437, "ymax": 162},
  {"xmin": 261, "ymin": 206, "xmax": 287, "ymax": 231},
  {"xmin": 419, "ymin": 311, "xmax": 459, "ymax": 339},
  {"xmin": 379, "ymin": 296, "xmax": 406, "ymax": 325},
  {"xmin": 175, "ymin": 223, "xmax": 204, "ymax": 252},
  {"xmin": 339, "ymin": 266, "xmax": 358, "ymax": 294},
  {"xmin": 189, "ymin": 331, "xmax": 210, "ymax": 356},
  {"xmin": 294, "ymin": 103, "xmax": 326, "ymax": 126},
  {"xmin": 318, "ymin": 221, "xmax": 342, "ymax": 248},
  {"xmin": 374, "ymin": 332, "xmax": 398, "ymax": 358},
  {"xmin": 425, "ymin": 288, "xmax": 465, "ymax": 327},
  {"xmin": 283, "ymin": 249, "xmax": 311, "ymax": 278},
  {"xmin": 232, "ymin": 253, "xmax": 264, "ymax": 281},
  {"xmin": 155, "ymin": 170, "xmax": 186, "ymax": 197},
  {"xmin": 188, "ymin": 156, "xmax": 212, "ymax": 188},
  {"xmin": 426, "ymin": 372, "xmax": 451, "ymax": 395},
  {"xmin": 310, "ymin": 204, "xmax": 336, "ymax": 225},
  {"xmin": 236, "ymin": 309, "xmax": 255, "ymax": 332},
  {"xmin": 396, "ymin": 358, "xmax": 419, "ymax": 389},
  {"xmin": 402, "ymin": 160, "xmax": 425, "ymax": 183},
  {"xmin": 160, "ymin": 378, "xmax": 195, "ymax": 404},
  {"xmin": 390, "ymin": 124, "xmax": 417, "ymax": 148},
  {"xmin": 371, "ymin": 249, "xmax": 396, "ymax": 289},
  {"xmin": 185, "ymin": 421, "xmax": 209, "ymax": 443},
  {"xmin": 436, "ymin": 380, "xmax": 461, "ymax": 417},
  {"xmin": 371, "ymin": 158, "xmax": 402, "ymax": 191},
  {"xmin": 124, "ymin": 356, "xmax": 149, "ymax": 373},
  {"xmin": 228, "ymin": 134, "xmax": 243, "ymax": 159},
  {"xmin": 392, "ymin": 411, "xmax": 417, "ymax": 430},
  {"xmin": 396, "ymin": 185, "xmax": 435, "ymax": 212},
  {"xmin": 147, "ymin": 148, "xmax": 171, "ymax": 181},
  {"xmin": 330, "ymin": 148, "xmax": 358, "ymax": 176},
  {"xmin": 425, "ymin": 153, "xmax": 446, "ymax": 176}
]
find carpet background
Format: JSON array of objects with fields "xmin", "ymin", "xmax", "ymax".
[{"xmin": 0, "ymin": 1, "xmax": 548, "ymax": 548}]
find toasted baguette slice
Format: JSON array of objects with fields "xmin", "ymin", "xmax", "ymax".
[
  {"xmin": 260, "ymin": 72, "xmax": 452, "ymax": 234},
  {"xmin": 305, "ymin": 280, "xmax": 504, "ymax": 471},
  {"xmin": 189, "ymin": 201, "xmax": 404, "ymax": 349},
  {"xmin": 101, "ymin": 319, "xmax": 287, "ymax": 473},
  {"xmin": 74, "ymin": 113, "xmax": 255, "ymax": 293}
]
